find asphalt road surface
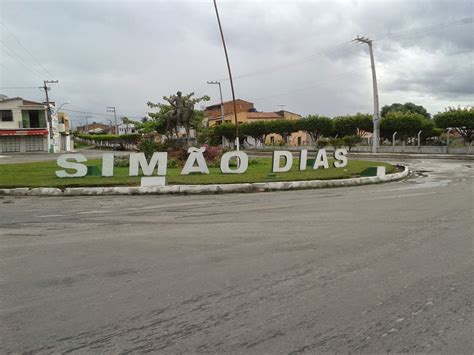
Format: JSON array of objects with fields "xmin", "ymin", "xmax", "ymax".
[{"xmin": 0, "ymin": 158, "xmax": 472, "ymax": 354}]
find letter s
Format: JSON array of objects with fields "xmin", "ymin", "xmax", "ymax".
[
  {"xmin": 333, "ymin": 148, "xmax": 348, "ymax": 168},
  {"xmin": 56, "ymin": 154, "xmax": 88, "ymax": 178}
]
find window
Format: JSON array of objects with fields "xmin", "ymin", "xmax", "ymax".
[
  {"xmin": 29, "ymin": 111, "xmax": 40, "ymax": 128},
  {"xmin": 0, "ymin": 110, "xmax": 13, "ymax": 122}
]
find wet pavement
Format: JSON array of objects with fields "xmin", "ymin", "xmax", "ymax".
[{"xmin": 0, "ymin": 157, "xmax": 472, "ymax": 353}]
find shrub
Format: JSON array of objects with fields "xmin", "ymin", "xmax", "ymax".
[
  {"xmin": 342, "ymin": 135, "xmax": 362, "ymax": 151},
  {"xmin": 329, "ymin": 138, "xmax": 343, "ymax": 148},
  {"xmin": 138, "ymin": 139, "xmax": 160, "ymax": 159},
  {"xmin": 316, "ymin": 139, "xmax": 329, "ymax": 149}
]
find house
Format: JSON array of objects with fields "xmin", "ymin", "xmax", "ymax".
[
  {"xmin": 55, "ymin": 112, "xmax": 73, "ymax": 152},
  {"xmin": 117, "ymin": 123, "xmax": 136, "ymax": 135},
  {"xmin": 205, "ymin": 99, "xmax": 308, "ymax": 146},
  {"xmin": 76, "ymin": 122, "xmax": 110, "ymax": 134},
  {"xmin": 0, "ymin": 96, "xmax": 49, "ymax": 153}
]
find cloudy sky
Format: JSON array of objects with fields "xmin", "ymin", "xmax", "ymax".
[{"xmin": 1, "ymin": 0, "xmax": 472, "ymax": 126}]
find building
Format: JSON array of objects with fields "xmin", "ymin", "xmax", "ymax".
[
  {"xmin": 76, "ymin": 122, "xmax": 111, "ymax": 134},
  {"xmin": 117, "ymin": 123, "xmax": 136, "ymax": 135},
  {"xmin": 0, "ymin": 96, "xmax": 49, "ymax": 153},
  {"xmin": 56, "ymin": 112, "xmax": 73, "ymax": 152},
  {"xmin": 205, "ymin": 99, "xmax": 308, "ymax": 146}
]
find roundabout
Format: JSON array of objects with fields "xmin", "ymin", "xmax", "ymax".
[{"xmin": 0, "ymin": 148, "xmax": 406, "ymax": 195}]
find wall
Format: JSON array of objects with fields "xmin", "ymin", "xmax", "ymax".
[
  {"xmin": 206, "ymin": 100, "xmax": 254, "ymax": 119},
  {"xmin": 0, "ymin": 99, "xmax": 23, "ymax": 129},
  {"xmin": 351, "ymin": 145, "xmax": 472, "ymax": 154}
]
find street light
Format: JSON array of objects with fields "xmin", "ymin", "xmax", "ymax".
[
  {"xmin": 56, "ymin": 101, "xmax": 71, "ymax": 113},
  {"xmin": 207, "ymin": 80, "xmax": 225, "ymax": 147}
]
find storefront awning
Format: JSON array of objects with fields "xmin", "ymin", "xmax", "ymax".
[{"xmin": 0, "ymin": 129, "xmax": 48, "ymax": 136}]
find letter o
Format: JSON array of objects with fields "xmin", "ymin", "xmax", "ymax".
[{"xmin": 220, "ymin": 151, "xmax": 248, "ymax": 174}]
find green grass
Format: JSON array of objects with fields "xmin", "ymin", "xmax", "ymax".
[{"xmin": 0, "ymin": 158, "xmax": 395, "ymax": 189}]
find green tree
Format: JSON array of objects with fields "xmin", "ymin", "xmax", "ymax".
[
  {"xmin": 298, "ymin": 115, "xmax": 333, "ymax": 143},
  {"xmin": 333, "ymin": 116, "xmax": 357, "ymax": 137},
  {"xmin": 381, "ymin": 102, "xmax": 431, "ymax": 119},
  {"xmin": 380, "ymin": 111, "xmax": 426, "ymax": 143},
  {"xmin": 434, "ymin": 107, "xmax": 474, "ymax": 145},
  {"xmin": 353, "ymin": 113, "xmax": 373, "ymax": 135},
  {"xmin": 240, "ymin": 121, "xmax": 270, "ymax": 146},
  {"xmin": 342, "ymin": 135, "xmax": 362, "ymax": 151},
  {"xmin": 267, "ymin": 119, "xmax": 298, "ymax": 144}
]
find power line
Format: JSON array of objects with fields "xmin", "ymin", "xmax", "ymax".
[
  {"xmin": 1, "ymin": 41, "xmax": 45, "ymax": 79},
  {"xmin": 0, "ymin": 22, "xmax": 54, "ymax": 78},
  {"xmin": 218, "ymin": 16, "xmax": 473, "ymax": 83},
  {"xmin": 253, "ymin": 66, "xmax": 368, "ymax": 102},
  {"xmin": 62, "ymin": 108, "xmax": 144, "ymax": 120},
  {"xmin": 373, "ymin": 17, "xmax": 473, "ymax": 41},
  {"xmin": 0, "ymin": 86, "xmax": 41, "ymax": 89}
]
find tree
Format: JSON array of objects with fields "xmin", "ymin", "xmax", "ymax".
[
  {"xmin": 267, "ymin": 119, "xmax": 298, "ymax": 143},
  {"xmin": 214, "ymin": 123, "xmax": 237, "ymax": 142},
  {"xmin": 241, "ymin": 121, "xmax": 269, "ymax": 146},
  {"xmin": 298, "ymin": 115, "xmax": 333, "ymax": 143},
  {"xmin": 342, "ymin": 135, "xmax": 362, "ymax": 151},
  {"xmin": 380, "ymin": 111, "xmax": 426, "ymax": 143},
  {"xmin": 353, "ymin": 113, "xmax": 373, "ymax": 135},
  {"xmin": 333, "ymin": 116, "xmax": 358, "ymax": 137},
  {"xmin": 381, "ymin": 102, "xmax": 431, "ymax": 119},
  {"xmin": 434, "ymin": 107, "xmax": 474, "ymax": 145}
]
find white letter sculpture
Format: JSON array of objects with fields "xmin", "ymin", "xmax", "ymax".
[
  {"xmin": 220, "ymin": 151, "xmax": 248, "ymax": 174},
  {"xmin": 129, "ymin": 152, "xmax": 167, "ymax": 176},
  {"xmin": 102, "ymin": 153, "xmax": 114, "ymax": 177},
  {"xmin": 313, "ymin": 149, "xmax": 329, "ymax": 169},
  {"xmin": 299, "ymin": 149, "xmax": 308, "ymax": 171},
  {"xmin": 181, "ymin": 147, "xmax": 209, "ymax": 175},
  {"xmin": 56, "ymin": 154, "xmax": 88, "ymax": 178},
  {"xmin": 272, "ymin": 150, "xmax": 293, "ymax": 173},
  {"xmin": 333, "ymin": 148, "xmax": 348, "ymax": 168}
]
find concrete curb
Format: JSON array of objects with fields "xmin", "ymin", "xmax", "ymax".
[{"xmin": 0, "ymin": 165, "xmax": 408, "ymax": 196}]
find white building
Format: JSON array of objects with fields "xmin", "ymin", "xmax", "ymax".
[
  {"xmin": 0, "ymin": 95, "xmax": 73, "ymax": 153},
  {"xmin": 117, "ymin": 123, "xmax": 136, "ymax": 135},
  {"xmin": 0, "ymin": 96, "xmax": 49, "ymax": 153}
]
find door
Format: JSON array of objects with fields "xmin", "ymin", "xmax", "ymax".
[{"xmin": 1, "ymin": 136, "xmax": 21, "ymax": 152}]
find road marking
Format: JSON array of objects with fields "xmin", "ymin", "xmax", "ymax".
[
  {"xmin": 35, "ymin": 214, "xmax": 66, "ymax": 218},
  {"xmin": 366, "ymin": 191, "xmax": 438, "ymax": 200}
]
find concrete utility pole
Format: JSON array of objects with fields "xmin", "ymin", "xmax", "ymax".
[
  {"xmin": 354, "ymin": 36, "xmax": 380, "ymax": 153},
  {"xmin": 42, "ymin": 80, "xmax": 59, "ymax": 146},
  {"xmin": 85, "ymin": 116, "xmax": 92, "ymax": 133},
  {"xmin": 106, "ymin": 106, "xmax": 117, "ymax": 134},
  {"xmin": 213, "ymin": 0, "xmax": 239, "ymax": 150}
]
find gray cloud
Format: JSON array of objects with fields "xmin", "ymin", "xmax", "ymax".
[{"xmin": 1, "ymin": 0, "xmax": 472, "ymax": 124}]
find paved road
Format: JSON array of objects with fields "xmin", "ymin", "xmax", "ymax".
[{"xmin": 0, "ymin": 158, "xmax": 472, "ymax": 353}]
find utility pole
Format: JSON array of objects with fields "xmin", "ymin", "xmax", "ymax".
[
  {"xmin": 354, "ymin": 36, "xmax": 380, "ymax": 153},
  {"xmin": 85, "ymin": 116, "xmax": 92, "ymax": 133},
  {"xmin": 213, "ymin": 0, "xmax": 239, "ymax": 150},
  {"xmin": 42, "ymin": 80, "xmax": 59, "ymax": 152},
  {"xmin": 106, "ymin": 106, "xmax": 117, "ymax": 134},
  {"xmin": 276, "ymin": 104, "xmax": 287, "ymax": 112},
  {"xmin": 207, "ymin": 81, "xmax": 225, "ymax": 123}
]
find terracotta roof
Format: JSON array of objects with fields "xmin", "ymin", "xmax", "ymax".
[
  {"xmin": 22, "ymin": 99, "xmax": 46, "ymax": 106},
  {"xmin": 247, "ymin": 112, "xmax": 281, "ymax": 119},
  {"xmin": 206, "ymin": 99, "xmax": 254, "ymax": 110}
]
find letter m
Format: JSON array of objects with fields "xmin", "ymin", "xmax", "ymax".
[{"xmin": 129, "ymin": 152, "xmax": 167, "ymax": 176}]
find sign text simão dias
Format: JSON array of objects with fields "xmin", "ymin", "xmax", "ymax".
[{"xmin": 56, "ymin": 147, "xmax": 348, "ymax": 178}]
